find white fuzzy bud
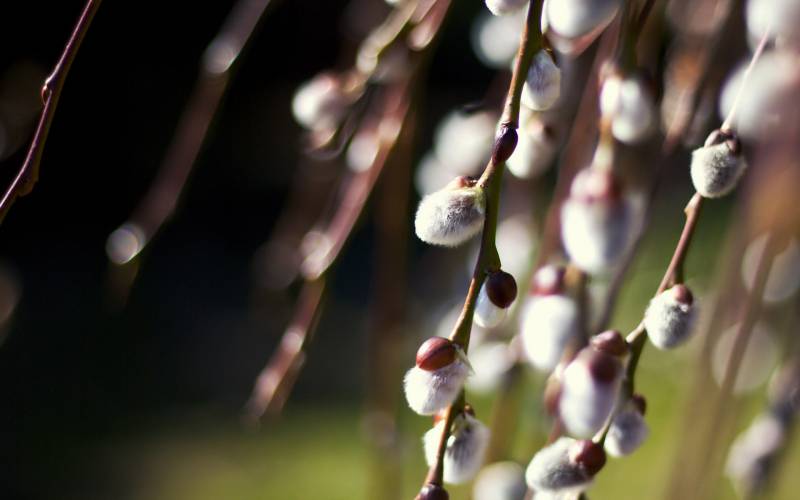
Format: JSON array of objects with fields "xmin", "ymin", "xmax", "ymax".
[
  {"xmin": 690, "ymin": 132, "xmax": 746, "ymax": 198},
  {"xmin": 520, "ymin": 295, "xmax": 580, "ymax": 372},
  {"xmin": 522, "ymin": 50, "xmax": 562, "ymax": 111},
  {"xmin": 434, "ymin": 111, "xmax": 495, "ymax": 173},
  {"xmin": 725, "ymin": 412, "xmax": 786, "ymax": 494},
  {"xmin": 415, "ymin": 178, "xmax": 486, "ymax": 247},
  {"xmin": 475, "ymin": 285, "xmax": 507, "ymax": 328},
  {"xmin": 291, "ymin": 73, "xmax": 349, "ymax": 131},
  {"xmin": 485, "ymin": 0, "xmax": 529, "ymax": 16},
  {"xmin": 473, "ymin": 461, "xmax": 527, "ymax": 500},
  {"xmin": 560, "ymin": 168, "xmax": 633, "ymax": 274},
  {"xmin": 467, "ymin": 341, "xmax": 515, "ymax": 394},
  {"xmin": 424, "ymin": 412, "xmax": 490, "ymax": 484},
  {"xmin": 507, "ymin": 118, "xmax": 557, "ymax": 179},
  {"xmin": 471, "ymin": 10, "xmax": 527, "ymax": 69},
  {"xmin": 599, "ymin": 74, "xmax": 655, "ymax": 143},
  {"xmin": 643, "ymin": 285, "xmax": 696, "ymax": 350},
  {"xmin": 746, "ymin": 0, "xmax": 800, "ymax": 50},
  {"xmin": 545, "ymin": 0, "xmax": 620, "ymax": 39},
  {"xmin": 559, "ymin": 347, "xmax": 622, "ymax": 438},
  {"xmin": 404, "ymin": 357, "xmax": 471, "ymax": 415},
  {"xmin": 525, "ymin": 437, "xmax": 604, "ymax": 494},
  {"xmin": 604, "ymin": 400, "xmax": 649, "ymax": 457}
]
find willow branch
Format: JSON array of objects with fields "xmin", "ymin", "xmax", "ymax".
[
  {"xmin": 0, "ymin": 0, "xmax": 102, "ymax": 223},
  {"xmin": 424, "ymin": 0, "xmax": 543, "ymax": 488},
  {"xmin": 105, "ymin": 0, "xmax": 276, "ymax": 266},
  {"xmin": 246, "ymin": 0, "xmax": 452, "ymax": 422}
]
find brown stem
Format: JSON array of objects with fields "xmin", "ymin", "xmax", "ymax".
[
  {"xmin": 106, "ymin": 0, "xmax": 276, "ymax": 266},
  {"xmin": 0, "ymin": 0, "xmax": 102, "ymax": 223},
  {"xmin": 244, "ymin": 278, "xmax": 326, "ymax": 420},
  {"xmin": 246, "ymin": 0, "xmax": 452, "ymax": 421},
  {"xmin": 719, "ymin": 26, "xmax": 772, "ymax": 134}
]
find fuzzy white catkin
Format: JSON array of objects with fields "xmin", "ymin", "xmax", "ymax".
[
  {"xmin": 599, "ymin": 76, "xmax": 655, "ymax": 143},
  {"xmin": 560, "ymin": 196, "xmax": 632, "ymax": 275},
  {"xmin": 519, "ymin": 295, "xmax": 580, "ymax": 372},
  {"xmin": 414, "ymin": 186, "xmax": 486, "ymax": 247},
  {"xmin": 643, "ymin": 289, "xmax": 696, "ymax": 349},
  {"xmin": 471, "ymin": 10, "xmax": 527, "ymax": 69},
  {"xmin": 474, "ymin": 283, "xmax": 508, "ymax": 328},
  {"xmin": 604, "ymin": 404, "xmax": 649, "ymax": 457},
  {"xmin": 404, "ymin": 360, "xmax": 470, "ymax": 415},
  {"xmin": 424, "ymin": 414, "xmax": 490, "ymax": 484},
  {"xmin": 559, "ymin": 355, "xmax": 620, "ymax": 438},
  {"xmin": 467, "ymin": 341, "xmax": 515, "ymax": 394},
  {"xmin": 724, "ymin": 51, "xmax": 800, "ymax": 141},
  {"xmin": 522, "ymin": 50, "xmax": 561, "ymax": 111},
  {"xmin": 746, "ymin": 0, "xmax": 800, "ymax": 49},
  {"xmin": 473, "ymin": 461, "xmax": 527, "ymax": 500},
  {"xmin": 725, "ymin": 412, "xmax": 786, "ymax": 492},
  {"xmin": 434, "ymin": 111, "xmax": 495, "ymax": 173},
  {"xmin": 291, "ymin": 74, "xmax": 346, "ymax": 131},
  {"xmin": 690, "ymin": 141, "xmax": 746, "ymax": 198},
  {"xmin": 506, "ymin": 121, "xmax": 556, "ymax": 179},
  {"xmin": 545, "ymin": 0, "xmax": 620, "ymax": 39},
  {"xmin": 525, "ymin": 437, "xmax": 592, "ymax": 493},
  {"xmin": 485, "ymin": 0, "xmax": 529, "ymax": 16}
]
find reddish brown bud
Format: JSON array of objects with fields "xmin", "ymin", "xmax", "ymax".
[
  {"xmin": 492, "ymin": 125, "xmax": 518, "ymax": 164},
  {"xmin": 704, "ymin": 129, "xmax": 742, "ymax": 156},
  {"xmin": 590, "ymin": 330, "xmax": 628, "ymax": 357},
  {"xmin": 569, "ymin": 440, "xmax": 607, "ymax": 476},
  {"xmin": 671, "ymin": 284, "xmax": 694, "ymax": 305},
  {"xmin": 416, "ymin": 483, "xmax": 449, "ymax": 500},
  {"xmin": 585, "ymin": 350, "xmax": 621, "ymax": 383},
  {"xmin": 416, "ymin": 337, "xmax": 458, "ymax": 371},
  {"xmin": 531, "ymin": 265, "xmax": 567, "ymax": 296},
  {"xmin": 486, "ymin": 270, "xmax": 518, "ymax": 308},
  {"xmin": 631, "ymin": 393, "xmax": 647, "ymax": 416}
]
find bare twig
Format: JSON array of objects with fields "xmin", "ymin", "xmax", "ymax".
[
  {"xmin": 105, "ymin": 0, "xmax": 276, "ymax": 266},
  {"xmin": 0, "ymin": 0, "xmax": 102, "ymax": 223},
  {"xmin": 245, "ymin": 0, "xmax": 453, "ymax": 422}
]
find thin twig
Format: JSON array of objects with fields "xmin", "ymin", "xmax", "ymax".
[
  {"xmin": 245, "ymin": 0, "xmax": 453, "ymax": 421},
  {"xmin": 105, "ymin": 0, "xmax": 276, "ymax": 266},
  {"xmin": 0, "ymin": 0, "xmax": 102, "ymax": 223}
]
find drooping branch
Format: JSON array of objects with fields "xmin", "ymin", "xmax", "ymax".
[
  {"xmin": 105, "ymin": 0, "xmax": 277, "ymax": 267},
  {"xmin": 0, "ymin": 0, "xmax": 102, "ymax": 223}
]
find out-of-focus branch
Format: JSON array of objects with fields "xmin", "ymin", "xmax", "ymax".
[
  {"xmin": 105, "ymin": 0, "xmax": 277, "ymax": 268},
  {"xmin": 245, "ymin": 0, "xmax": 453, "ymax": 422},
  {"xmin": 0, "ymin": 0, "xmax": 102, "ymax": 223}
]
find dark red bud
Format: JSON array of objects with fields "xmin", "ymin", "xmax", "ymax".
[
  {"xmin": 569, "ymin": 440, "xmax": 607, "ymax": 476},
  {"xmin": 416, "ymin": 337, "xmax": 458, "ymax": 371},
  {"xmin": 585, "ymin": 350, "xmax": 621, "ymax": 383},
  {"xmin": 631, "ymin": 393, "xmax": 647, "ymax": 416},
  {"xmin": 531, "ymin": 265, "xmax": 566, "ymax": 296},
  {"xmin": 492, "ymin": 125, "xmax": 518, "ymax": 164},
  {"xmin": 486, "ymin": 270, "xmax": 518, "ymax": 308},
  {"xmin": 590, "ymin": 330, "xmax": 628, "ymax": 357},
  {"xmin": 671, "ymin": 284, "xmax": 693, "ymax": 305},
  {"xmin": 416, "ymin": 483, "xmax": 449, "ymax": 500}
]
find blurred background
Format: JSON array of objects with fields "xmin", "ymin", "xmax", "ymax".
[{"xmin": 0, "ymin": 1, "xmax": 798, "ymax": 499}]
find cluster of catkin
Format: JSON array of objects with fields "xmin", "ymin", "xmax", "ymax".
[{"xmin": 289, "ymin": 0, "xmax": 800, "ymax": 498}]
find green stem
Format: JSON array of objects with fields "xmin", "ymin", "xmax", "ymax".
[{"xmin": 425, "ymin": 0, "xmax": 545, "ymax": 491}]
